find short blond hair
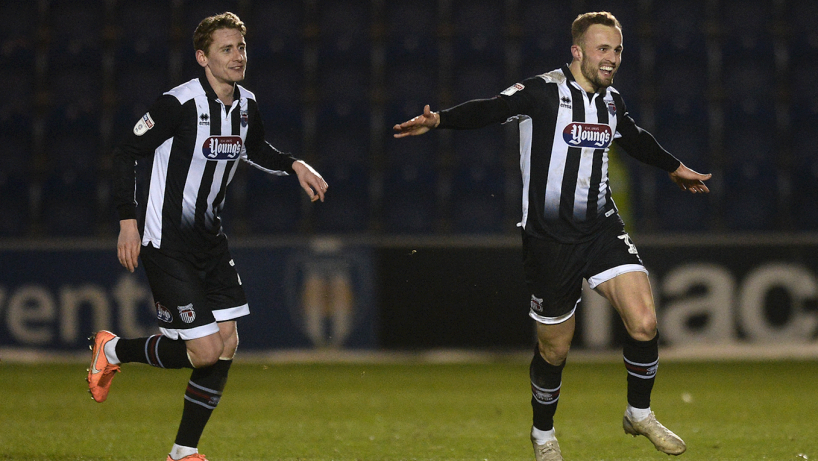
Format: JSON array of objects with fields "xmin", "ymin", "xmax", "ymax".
[
  {"xmin": 571, "ymin": 12, "xmax": 621, "ymax": 46},
  {"xmin": 193, "ymin": 11, "xmax": 246, "ymax": 54}
]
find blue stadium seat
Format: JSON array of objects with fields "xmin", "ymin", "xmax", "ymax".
[
  {"xmin": 654, "ymin": 53, "xmax": 708, "ymax": 101},
  {"xmin": 722, "ymin": 60, "xmax": 775, "ymax": 106},
  {"xmin": 383, "ymin": 132, "xmax": 438, "ymax": 168},
  {"xmin": 652, "ymin": 0, "xmax": 707, "ymax": 57},
  {"xmin": 0, "ymin": 0, "xmax": 38, "ymax": 68},
  {"xmin": 316, "ymin": 1, "xmax": 371, "ymax": 65},
  {"xmin": 382, "ymin": 163, "xmax": 439, "ymax": 233},
  {"xmin": 244, "ymin": 1, "xmax": 305, "ymax": 62},
  {"xmin": 311, "ymin": 162, "xmax": 371, "ymax": 233},
  {"xmin": 452, "ymin": 126, "xmax": 505, "ymax": 167},
  {"xmin": 652, "ymin": 176, "xmax": 712, "ymax": 232},
  {"xmin": 46, "ymin": 0, "xmax": 104, "ymax": 67},
  {"xmin": 450, "ymin": 162, "xmax": 506, "ymax": 233},
  {"xmin": 316, "ymin": 64, "xmax": 370, "ymax": 104},
  {"xmin": 0, "ymin": 129, "xmax": 32, "ymax": 236},
  {"xmin": 115, "ymin": 61, "xmax": 172, "ymax": 109},
  {"xmin": 786, "ymin": 1, "xmax": 818, "ymax": 60},
  {"xmin": 652, "ymin": 97, "xmax": 710, "ymax": 166},
  {"xmin": 0, "ymin": 70, "xmax": 35, "ymax": 131},
  {"xmin": 652, "ymin": 123, "xmax": 710, "ymax": 170},
  {"xmin": 452, "ymin": 62, "xmax": 507, "ymax": 104},
  {"xmin": 48, "ymin": 65, "xmax": 103, "ymax": 121},
  {"xmin": 790, "ymin": 153, "xmax": 818, "ymax": 230},
  {"xmin": 384, "ymin": 0, "xmax": 439, "ymax": 64},
  {"xmin": 116, "ymin": 0, "xmax": 172, "ymax": 64},
  {"xmin": 246, "ymin": 58, "xmax": 305, "ymax": 145},
  {"xmin": 244, "ymin": 168, "xmax": 303, "ymax": 233},
  {"xmin": 790, "ymin": 55, "xmax": 818, "ymax": 115},
  {"xmin": 519, "ymin": 0, "xmax": 573, "ymax": 78},
  {"xmin": 451, "ymin": 1, "xmax": 506, "ymax": 64},
  {"xmin": 384, "ymin": 61, "xmax": 439, "ymax": 118},
  {"xmin": 40, "ymin": 169, "xmax": 99, "ymax": 236},
  {"xmin": 718, "ymin": 0, "xmax": 775, "ymax": 59},
  {"xmin": 312, "ymin": 122, "xmax": 371, "ymax": 233},
  {"xmin": 722, "ymin": 158, "xmax": 778, "ymax": 231},
  {"xmin": 722, "ymin": 114, "xmax": 774, "ymax": 166}
]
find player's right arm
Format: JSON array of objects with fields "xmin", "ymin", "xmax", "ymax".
[
  {"xmin": 112, "ymin": 95, "xmax": 182, "ymax": 271},
  {"xmin": 392, "ymin": 76, "xmax": 544, "ymax": 137}
]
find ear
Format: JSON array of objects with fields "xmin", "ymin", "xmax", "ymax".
[
  {"xmin": 570, "ymin": 44, "xmax": 583, "ymax": 62},
  {"xmin": 195, "ymin": 49, "xmax": 208, "ymax": 68}
]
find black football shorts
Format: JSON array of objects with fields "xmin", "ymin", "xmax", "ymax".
[
  {"xmin": 140, "ymin": 240, "xmax": 249, "ymax": 340},
  {"xmin": 522, "ymin": 217, "xmax": 646, "ymax": 324}
]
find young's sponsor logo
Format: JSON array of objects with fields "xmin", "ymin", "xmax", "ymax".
[
  {"xmin": 562, "ymin": 122, "xmax": 612, "ymax": 148},
  {"xmin": 202, "ymin": 136, "xmax": 242, "ymax": 160}
]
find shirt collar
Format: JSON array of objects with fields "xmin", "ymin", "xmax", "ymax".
[
  {"xmin": 562, "ymin": 64, "xmax": 609, "ymax": 98},
  {"xmin": 198, "ymin": 73, "xmax": 240, "ymax": 104}
]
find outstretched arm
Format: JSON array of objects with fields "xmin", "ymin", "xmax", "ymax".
[
  {"xmin": 292, "ymin": 160, "xmax": 329, "ymax": 202},
  {"xmin": 393, "ymin": 105, "xmax": 439, "ymax": 138},
  {"xmin": 669, "ymin": 163, "xmax": 712, "ymax": 194}
]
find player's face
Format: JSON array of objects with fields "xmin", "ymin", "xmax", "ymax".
[
  {"xmin": 202, "ymin": 28, "xmax": 247, "ymax": 85},
  {"xmin": 578, "ymin": 24, "xmax": 622, "ymax": 91}
]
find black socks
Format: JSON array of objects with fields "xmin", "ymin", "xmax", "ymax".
[
  {"xmin": 174, "ymin": 358, "xmax": 233, "ymax": 448},
  {"xmin": 530, "ymin": 345, "xmax": 565, "ymax": 431},
  {"xmin": 623, "ymin": 331, "xmax": 659, "ymax": 409},
  {"xmin": 115, "ymin": 334, "xmax": 193, "ymax": 369}
]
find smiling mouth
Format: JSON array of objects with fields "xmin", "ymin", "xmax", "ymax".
[{"xmin": 600, "ymin": 65, "xmax": 615, "ymax": 77}]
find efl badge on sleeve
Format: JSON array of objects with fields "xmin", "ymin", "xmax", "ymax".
[{"xmin": 134, "ymin": 112, "xmax": 155, "ymax": 136}]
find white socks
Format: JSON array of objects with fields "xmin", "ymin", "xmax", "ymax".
[
  {"xmin": 627, "ymin": 405, "xmax": 652, "ymax": 422},
  {"xmin": 169, "ymin": 444, "xmax": 198, "ymax": 460},
  {"xmin": 103, "ymin": 337, "xmax": 120, "ymax": 365},
  {"xmin": 531, "ymin": 426, "xmax": 557, "ymax": 445}
]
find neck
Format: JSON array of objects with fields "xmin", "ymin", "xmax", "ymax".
[{"xmin": 205, "ymin": 71, "xmax": 235, "ymax": 105}]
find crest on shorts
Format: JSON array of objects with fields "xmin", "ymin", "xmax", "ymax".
[
  {"xmin": 177, "ymin": 303, "xmax": 196, "ymax": 324},
  {"xmin": 156, "ymin": 302, "xmax": 172, "ymax": 323},
  {"xmin": 530, "ymin": 294, "xmax": 544, "ymax": 313}
]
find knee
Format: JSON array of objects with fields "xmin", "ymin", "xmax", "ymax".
[
  {"xmin": 187, "ymin": 341, "xmax": 224, "ymax": 368},
  {"xmin": 627, "ymin": 316, "xmax": 658, "ymax": 342},
  {"xmin": 538, "ymin": 338, "xmax": 571, "ymax": 366}
]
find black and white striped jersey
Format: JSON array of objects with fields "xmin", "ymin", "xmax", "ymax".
[
  {"xmin": 113, "ymin": 76, "xmax": 297, "ymax": 251},
  {"xmin": 438, "ymin": 65, "xmax": 680, "ymax": 243}
]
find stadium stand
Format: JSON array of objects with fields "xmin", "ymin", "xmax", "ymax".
[{"xmin": 4, "ymin": 0, "xmax": 807, "ymax": 237}]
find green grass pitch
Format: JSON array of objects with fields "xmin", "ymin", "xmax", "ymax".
[{"xmin": 1, "ymin": 359, "xmax": 817, "ymax": 460}]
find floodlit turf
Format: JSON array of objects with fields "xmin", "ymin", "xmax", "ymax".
[{"xmin": 1, "ymin": 359, "xmax": 817, "ymax": 460}]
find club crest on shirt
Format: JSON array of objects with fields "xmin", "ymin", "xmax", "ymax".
[
  {"xmin": 133, "ymin": 112, "xmax": 155, "ymax": 136},
  {"xmin": 177, "ymin": 303, "xmax": 196, "ymax": 324},
  {"xmin": 607, "ymin": 101, "xmax": 617, "ymax": 116},
  {"xmin": 240, "ymin": 110, "xmax": 249, "ymax": 127},
  {"xmin": 562, "ymin": 122, "xmax": 613, "ymax": 148},
  {"xmin": 202, "ymin": 136, "xmax": 243, "ymax": 160}
]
